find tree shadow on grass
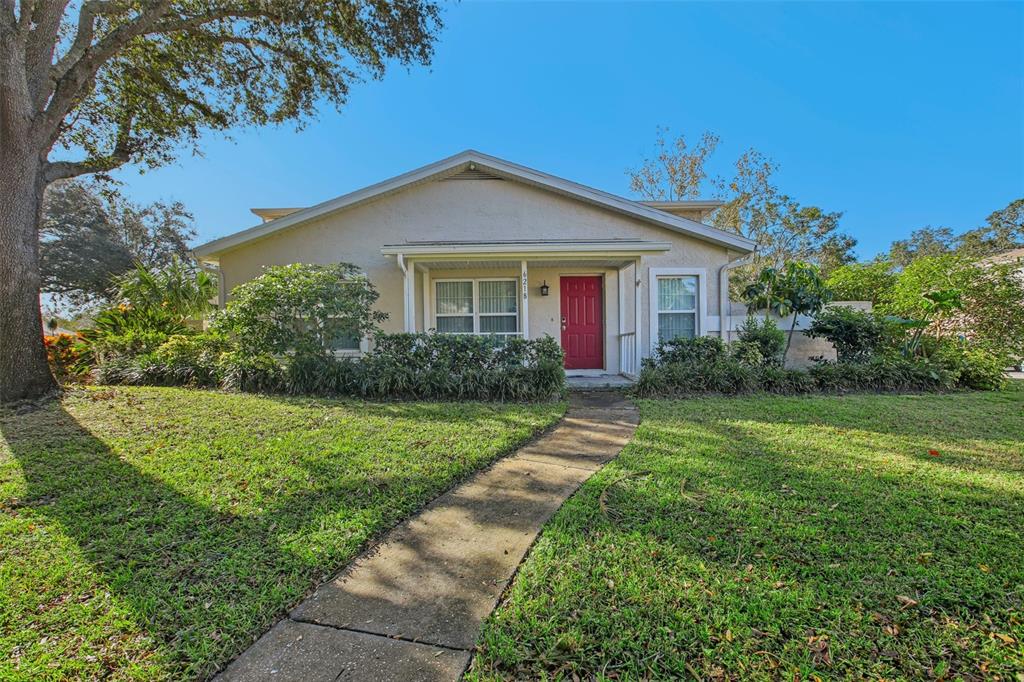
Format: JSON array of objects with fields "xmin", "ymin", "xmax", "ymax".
[
  {"xmin": 1, "ymin": 399, "xmax": 564, "ymax": 680},
  {"xmin": 578, "ymin": 415, "xmax": 1024, "ymax": 679}
]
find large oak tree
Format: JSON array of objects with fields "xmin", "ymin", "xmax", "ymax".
[{"xmin": 0, "ymin": 0, "xmax": 441, "ymax": 402}]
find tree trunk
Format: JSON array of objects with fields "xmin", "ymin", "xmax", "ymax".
[
  {"xmin": 783, "ymin": 312, "xmax": 799, "ymax": 365},
  {"xmin": 0, "ymin": 146, "xmax": 58, "ymax": 402}
]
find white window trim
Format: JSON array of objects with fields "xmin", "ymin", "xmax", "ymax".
[
  {"xmin": 433, "ymin": 277, "xmax": 521, "ymax": 337},
  {"xmin": 648, "ymin": 267, "xmax": 708, "ymax": 349},
  {"xmin": 331, "ymin": 337, "xmax": 370, "ymax": 358}
]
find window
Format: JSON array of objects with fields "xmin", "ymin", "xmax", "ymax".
[
  {"xmin": 434, "ymin": 279, "xmax": 519, "ymax": 337},
  {"xmin": 322, "ymin": 318, "xmax": 364, "ymax": 354},
  {"xmin": 656, "ymin": 275, "xmax": 698, "ymax": 342},
  {"xmin": 435, "ymin": 281, "xmax": 474, "ymax": 333}
]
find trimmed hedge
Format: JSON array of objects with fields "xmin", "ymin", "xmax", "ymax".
[
  {"xmin": 94, "ymin": 332, "xmax": 566, "ymax": 402},
  {"xmin": 633, "ymin": 336, "xmax": 1005, "ymax": 398}
]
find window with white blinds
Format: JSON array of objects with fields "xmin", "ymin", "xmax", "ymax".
[
  {"xmin": 656, "ymin": 275, "xmax": 698, "ymax": 342},
  {"xmin": 434, "ymin": 279, "xmax": 519, "ymax": 337}
]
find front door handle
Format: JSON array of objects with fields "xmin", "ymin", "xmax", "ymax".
[{"xmin": 561, "ymin": 315, "xmax": 567, "ymax": 331}]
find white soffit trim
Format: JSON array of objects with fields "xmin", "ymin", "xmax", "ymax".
[{"xmin": 193, "ymin": 150, "xmax": 756, "ymax": 258}]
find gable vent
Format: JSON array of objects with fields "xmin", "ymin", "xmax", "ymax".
[{"xmin": 445, "ymin": 167, "xmax": 504, "ymax": 181}]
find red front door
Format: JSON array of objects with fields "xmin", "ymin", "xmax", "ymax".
[{"xmin": 560, "ymin": 276, "xmax": 604, "ymax": 370}]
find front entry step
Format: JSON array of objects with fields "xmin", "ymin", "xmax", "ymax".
[{"xmin": 565, "ymin": 374, "xmax": 635, "ymax": 391}]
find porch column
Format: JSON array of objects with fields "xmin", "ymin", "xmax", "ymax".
[
  {"xmin": 520, "ymin": 260, "xmax": 530, "ymax": 339},
  {"xmin": 634, "ymin": 257, "xmax": 643, "ymax": 369},
  {"xmin": 421, "ymin": 267, "xmax": 431, "ymax": 332},
  {"xmin": 399, "ymin": 254, "xmax": 415, "ymax": 332},
  {"xmin": 617, "ymin": 266, "xmax": 625, "ymax": 337}
]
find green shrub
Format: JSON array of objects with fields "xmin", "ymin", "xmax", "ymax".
[
  {"xmin": 358, "ymin": 333, "xmax": 564, "ymax": 401},
  {"xmin": 933, "ymin": 343, "xmax": 1007, "ymax": 391},
  {"xmin": 214, "ymin": 263, "xmax": 386, "ymax": 357},
  {"xmin": 653, "ymin": 335, "xmax": 728, "ymax": 365},
  {"xmin": 632, "ymin": 335, "xmax": 987, "ymax": 397},
  {"xmin": 758, "ymin": 366, "xmax": 817, "ymax": 394},
  {"xmin": 284, "ymin": 353, "xmax": 360, "ymax": 396},
  {"xmin": 152, "ymin": 333, "xmax": 231, "ymax": 387},
  {"xmin": 217, "ymin": 352, "xmax": 283, "ymax": 394},
  {"xmin": 808, "ymin": 354, "xmax": 954, "ymax": 392},
  {"xmin": 728, "ymin": 340, "xmax": 766, "ymax": 368},
  {"xmin": 805, "ymin": 307, "xmax": 896, "ymax": 362},
  {"xmin": 88, "ymin": 329, "xmax": 172, "ymax": 363},
  {"xmin": 736, "ymin": 317, "xmax": 785, "ymax": 366}
]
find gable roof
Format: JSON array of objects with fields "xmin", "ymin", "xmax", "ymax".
[{"xmin": 193, "ymin": 150, "xmax": 756, "ymax": 259}]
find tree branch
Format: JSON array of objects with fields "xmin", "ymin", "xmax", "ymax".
[
  {"xmin": 41, "ymin": 0, "xmax": 172, "ymax": 140},
  {"xmin": 44, "ymin": 113, "xmax": 134, "ymax": 182},
  {"xmin": 24, "ymin": 0, "xmax": 70, "ymax": 109},
  {"xmin": 1, "ymin": 0, "xmax": 15, "ymax": 30}
]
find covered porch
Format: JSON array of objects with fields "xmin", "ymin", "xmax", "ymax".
[{"xmin": 381, "ymin": 240, "xmax": 671, "ymax": 377}]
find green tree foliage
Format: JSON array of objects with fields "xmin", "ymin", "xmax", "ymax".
[
  {"xmin": 806, "ymin": 307, "xmax": 895, "ymax": 362},
  {"xmin": 885, "ymin": 199, "xmax": 1023, "ymax": 268},
  {"xmin": 887, "ymin": 227, "xmax": 957, "ymax": 268},
  {"xmin": 878, "ymin": 254, "xmax": 1024, "ymax": 359},
  {"xmin": 112, "ymin": 258, "xmax": 216, "ymax": 322},
  {"xmin": 742, "ymin": 262, "xmax": 833, "ymax": 357},
  {"xmin": 214, "ymin": 263, "xmax": 387, "ymax": 358},
  {"xmin": 627, "ymin": 129, "xmax": 855, "ymax": 274},
  {"xmin": 40, "ymin": 180, "xmax": 195, "ymax": 309},
  {"xmin": 1, "ymin": 0, "xmax": 442, "ymax": 401},
  {"xmin": 957, "ymin": 198, "xmax": 1024, "ymax": 258},
  {"xmin": 825, "ymin": 261, "xmax": 899, "ymax": 304}
]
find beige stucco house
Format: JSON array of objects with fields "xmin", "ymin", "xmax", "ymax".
[{"xmin": 193, "ymin": 150, "xmax": 756, "ymax": 377}]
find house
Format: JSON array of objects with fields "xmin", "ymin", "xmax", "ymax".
[{"xmin": 192, "ymin": 150, "xmax": 756, "ymax": 378}]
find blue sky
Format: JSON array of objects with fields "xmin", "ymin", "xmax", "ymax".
[{"xmin": 111, "ymin": 1, "xmax": 1024, "ymax": 260}]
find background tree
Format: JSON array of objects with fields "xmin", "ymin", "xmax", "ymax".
[
  {"xmin": 879, "ymin": 254, "xmax": 1024, "ymax": 359},
  {"xmin": 0, "ymin": 1, "xmax": 442, "ymax": 402},
  {"xmin": 956, "ymin": 198, "xmax": 1024, "ymax": 259},
  {"xmin": 742, "ymin": 262, "xmax": 832, "ymax": 358},
  {"xmin": 628, "ymin": 129, "xmax": 855, "ymax": 275},
  {"xmin": 886, "ymin": 226, "xmax": 956, "ymax": 267},
  {"xmin": 883, "ymin": 198, "xmax": 1023, "ymax": 268},
  {"xmin": 825, "ymin": 260, "xmax": 898, "ymax": 304},
  {"xmin": 41, "ymin": 180, "xmax": 195, "ymax": 310}
]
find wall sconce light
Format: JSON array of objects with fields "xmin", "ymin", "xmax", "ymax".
[{"xmin": 540, "ymin": 280, "xmax": 550, "ymax": 297}]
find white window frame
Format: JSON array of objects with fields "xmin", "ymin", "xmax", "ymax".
[
  {"xmin": 433, "ymin": 278, "xmax": 520, "ymax": 338},
  {"xmin": 648, "ymin": 267, "xmax": 708, "ymax": 349},
  {"xmin": 323, "ymin": 315, "xmax": 369, "ymax": 358}
]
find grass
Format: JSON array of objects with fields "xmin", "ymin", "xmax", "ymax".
[
  {"xmin": 469, "ymin": 388, "xmax": 1024, "ymax": 681},
  {"xmin": 0, "ymin": 386, "xmax": 564, "ymax": 681}
]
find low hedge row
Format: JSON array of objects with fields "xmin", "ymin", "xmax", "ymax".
[
  {"xmin": 94, "ymin": 332, "xmax": 566, "ymax": 402},
  {"xmin": 633, "ymin": 336, "xmax": 1005, "ymax": 398}
]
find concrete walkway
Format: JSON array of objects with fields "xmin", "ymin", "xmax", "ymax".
[{"xmin": 217, "ymin": 392, "xmax": 638, "ymax": 681}]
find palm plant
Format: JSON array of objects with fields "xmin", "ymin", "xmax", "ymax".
[{"xmin": 111, "ymin": 258, "xmax": 217, "ymax": 323}]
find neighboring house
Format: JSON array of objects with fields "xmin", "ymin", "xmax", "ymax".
[
  {"xmin": 192, "ymin": 150, "xmax": 756, "ymax": 378},
  {"xmin": 980, "ymin": 247, "xmax": 1024, "ymax": 273}
]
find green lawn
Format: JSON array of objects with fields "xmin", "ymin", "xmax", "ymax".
[
  {"xmin": 470, "ymin": 389, "xmax": 1024, "ymax": 681},
  {"xmin": 0, "ymin": 386, "xmax": 564, "ymax": 681}
]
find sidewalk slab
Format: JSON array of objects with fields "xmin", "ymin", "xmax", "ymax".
[
  {"xmin": 217, "ymin": 619, "xmax": 469, "ymax": 682},
  {"xmin": 216, "ymin": 392, "xmax": 637, "ymax": 681}
]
